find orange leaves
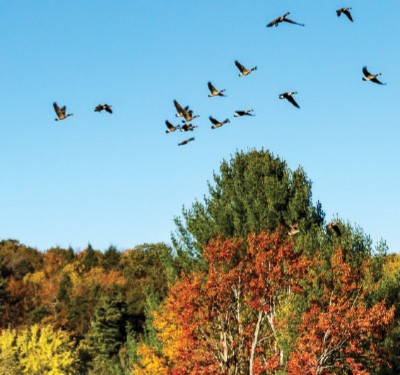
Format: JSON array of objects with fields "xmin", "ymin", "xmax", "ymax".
[{"xmin": 287, "ymin": 249, "xmax": 395, "ymax": 374}]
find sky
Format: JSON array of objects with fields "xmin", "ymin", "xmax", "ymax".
[{"xmin": 0, "ymin": 1, "xmax": 399, "ymax": 253}]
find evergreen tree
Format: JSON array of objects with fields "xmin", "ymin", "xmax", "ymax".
[{"xmin": 172, "ymin": 149, "xmax": 324, "ymax": 265}]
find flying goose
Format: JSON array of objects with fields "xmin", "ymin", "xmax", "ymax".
[
  {"xmin": 173, "ymin": 100, "xmax": 190, "ymax": 118},
  {"xmin": 362, "ymin": 66, "xmax": 386, "ymax": 85},
  {"xmin": 53, "ymin": 102, "xmax": 73, "ymax": 121},
  {"xmin": 209, "ymin": 116, "xmax": 230, "ymax": 129},
  {"xmin": 267, "ymin": 12, "xmax": 305, "ymax": 27},
  {"xmin": 94, "ymin": 104, "xmax": 113, "ymax": 114},
  {"xmin": 180, "ymin": 123, "xmax": 198, "ymax": 132},
  {"xmin": 336, "ymin": 7, "xmax": 353, "ymax": 22},
  {"xmin": 208, "ymin": 81, "xmax": 226, "ymax": 97},
  {"xmin": 235, "ymin": 60, "xmax": 257, "ymax": 77},
  {"xmin": 178, "ymin": 137, "xmax": 195, "ymax": 146},
  {"xmin": 165, "ymin": 120, "xmax": 180, "ymax": 133},
  {"xmin": 181, "ymin": 108, "xmax": 199, "ymax": 123},
  {"xmin": 234, "ymin": 109, "xmax": 254, "ymax": 117},
  {"xmin": 279, "ymin": 92, "xmax": 300, "ymax": 108},
  {"xmin": 326, "ymin": 221, "xmax": 342, "ymax": 236}
]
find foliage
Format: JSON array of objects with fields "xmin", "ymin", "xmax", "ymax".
[{"xmin": 0, "ymin": 324, "xmax": 78, "ymax": 374}]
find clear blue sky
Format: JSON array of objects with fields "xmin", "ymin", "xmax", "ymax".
[{"xmin": 0, "ymin": 1, "xmax": 399, "ymax": 253}]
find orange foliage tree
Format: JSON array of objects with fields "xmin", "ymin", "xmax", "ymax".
[
  {"xmin": 287, "ymin": 249, "xmax": 395, "ymax": 375},
  {"xmin": 137, "ymin": 231, "xmax": 311, "ymax": 374}
]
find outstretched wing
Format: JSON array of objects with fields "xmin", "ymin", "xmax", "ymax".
[
  {"xmin": 362, "ymin": 66, "xmax": 371, "ymax": 78},
  {"xmin": 173, "ymin": 99, "xmax": 184, "ymax": 114},
  {"xmin": 165, "ymin": 120, "xmax": 175, "ymax": 130},
  {"xmin": 53, "ymin": 102, "xmax": 61, "ymax": 116},
  {"xmin": 283, "ymin": 18, "xmax": 305, "ymax": 26},
  {"xmin": 209, "ymin": 116, "xmax": 219, "ymax": 125},
  {"xmin": 371, "ymin": 77, "xmax": 386, "ymax": 85},
  {"xmin": 208, "ymin": 81, "xmax": 217, "ymax": 93},
  {"xmin": 287, "ymin": 95, "xmax": 300, "ymax": 108},
  {"xmin": 343, "ymin": 9, "xmax": 353, "ymax": 22},
  {"xmin": 234, "ymin": 60, "xmax": 245, "ymax": 73},
  {"xmin": 104, "ymin": 105, "xmax": 113, "ymax": 114}
]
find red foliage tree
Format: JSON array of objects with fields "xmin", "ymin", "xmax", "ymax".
[{"xmin": 287, "ymin": 249, "xmax": 395, "ymax": 375}]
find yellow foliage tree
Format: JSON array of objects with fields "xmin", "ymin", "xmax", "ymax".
[{"xmin": 0, "ymin": 324, "xmax": 77, "ymax": 374}]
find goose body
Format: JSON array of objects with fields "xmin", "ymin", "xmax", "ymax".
[
  {"xmin": 165, "ymin": 120, "xmax": 180, "ymax": 133},
  {"xmin": 53, "ymin": 102, "xmax": 73, "ymax": 121},
  {"xmin": 336, "ymin": 7, "xmax": 353, "ymax": 22},
  {"xmin": 173, "ymin": 99, "xmax": 189, "ymax": 118},
  {"xmin": 326, "ymin": 221, "xmax": 342, "ymax": 236},
  {"xmin": 180, "ymin": 123, "xmax": 198, "ymax": 132},
  {"xmin": 208, "ymin": 81, "xmax": 226, "ymax": 97},
  {"xmin": 235, "ymin": 60, "xmax": 257, "ymax": 77},
  {"xmin": 362, "ymin": 66, "xmax": 386, "ymax": 85},
  {"xmin": 181, "ymin": 108, "xmax": 199, "ymax": 123},
  {"xmin": 234, "ymin": 109, "xmax": 254, "ymax": 117},
  {"xmin": 178, "ymin": 137, "xmax": 195, "ymax": 146},
  {"xmin": 279, "ymin": 92, "xmax": 300, "ymax": 108},
  {"xmin": 94, "ymin": 104, "xmax": 113, "ymax": 113},
  {"xmin": 209, "ymin": 116, "xmax": 230, "ymax": 129},
  {"xmin": 267, "ymin": 12, "xmax": 305, "ymax": 27}
]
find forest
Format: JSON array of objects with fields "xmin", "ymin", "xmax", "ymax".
[{"xmin": 0, "ymin": 149, "xmax": 399, "ymax": 375}]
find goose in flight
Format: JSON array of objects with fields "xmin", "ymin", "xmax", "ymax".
[
  {"xmin": 173, "ymin": 99, "xmax": 190, "ymax": 118},
  {"xmin": 180, "ymin": 123, "xmax": 198, "ymax": 132},
  {"xmin": 94, "ymin": 104, "xmax": 113, "ymax": 114},
  {"xmin": 336, "ymin": 7, "xmax": 353, "ymax": 22},
  {"xmin": 235, "ymin": 60, "xmax": 257, "ymax": 77},
  {"xmin": 279, "ymin": 92, "xmax": 300, "ymax": 108},
  {"xmin": 181, "ymin": 108, "xmax": 199, "ymax": 123},
  {"xmin": 362, "ymin": 66, "xmax": 386, "ymax": 85},
  {"xmin": 165, "ymin": 120, "xmax": 180, "ymax": 133},
  {"xmin": 208, "ymin": 81, "xmax": 226, "ymax": 97},
  {"xmin": 326, "ymin": 221, "xmax": 342, "ymax": 236},
  {"xmin": 234, "ymin": 109, "xmax": 254, "ymax": 117},
  {"xmin": 53, "ymin": 102, "xmax": 73, "ymax": 121},
  {"xmin": 267, "ymin": 12, "xmax": 305, "ymax": 27},
  {"xmin": 209, "ymin": 116, "xmax": 230, "ymax": 129},
  {"xmin": 178, "ymin": 137, "xmax": 195, "ymax": 146}
]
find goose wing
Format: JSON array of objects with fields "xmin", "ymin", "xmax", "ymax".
[
  {"xmin": 94, "ymin": 104, "xmax": 103, "ymax": 112},
  {"xmin": 234, "ymin": 60, "xmax": 246, "ymax": 73},
  {"xmin": 209, "ymin": 116, "xmax": 219, "ymax": 125},
  {"xmin": 173, "ymin": 99, "xmax": 184, "ymax": 115},
  {"xmin": 362, "ymin": 66, "xmax": 371, "ymax": 78},
  {"xmin": 104, "ymin": 104, "xmax": 113, "ymax": 114},
  {"xmin": 208, "ymin": 81, "xmax": 217, "ymax": 94},
  {"xmin": 343, "ymin": 9, "xmax": 353, "ymax": 22},
  {"xmin": 371, "ymin": 77, "xmax": 386, "ymax": 85},
  {"xmin": 282, "ymin": 17, "xmax": 304, "ymax": 26},
  {"xmin": 53, "ymin": 102, "xmax": 62, "ymax": 116},
  {"xmin": 287, "ymin": 95, "xmax": 300, "ymax": 108},
  {"xmin": 165, "ymin": 120, "xmax": 176, "ymax": 130}
]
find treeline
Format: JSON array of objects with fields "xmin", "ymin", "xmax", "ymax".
[{"xmin": 1, "ymin": 149, "xmax": 399, "ymax": 374}]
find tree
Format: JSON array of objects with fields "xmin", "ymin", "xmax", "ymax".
[
  {"xmin": 172, "ymin": 149, "xmax": 324, "ymax": 268},
  {"xmin": 287, "ymin": 249, "xmax": 395, "ymax": 374},
  {"xmin": 137, "ymin": 231, "xmax": 311, "ymax": 374},
  {"xmin": 0, "ymin": 324, "xmax": 78, "ymax": 374}
]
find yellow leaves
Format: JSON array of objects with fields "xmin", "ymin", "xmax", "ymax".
[
  {"xmin": 0, "ymin": 324, "xmax": 77, "ymax": 375},
  {"xmin": 131, "ymin": 344, "xmax": 168, "ymax": 375}
]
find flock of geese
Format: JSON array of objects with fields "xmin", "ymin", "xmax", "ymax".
[{"xmin": 52, "ymin": 7, "xmax": 387, "ymax": 148}]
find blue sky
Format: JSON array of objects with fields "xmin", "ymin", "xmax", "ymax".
[{"xmin": 0, "ymin": 1, "xmax": 399, "ymax": 253}]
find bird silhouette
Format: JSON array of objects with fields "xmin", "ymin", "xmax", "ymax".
[
  {"xmin": 362, "ymin": 66, "xmax": 386, "ymax": 85},
  {"xmin": 53, "ymin": 102, "xmax": 73, "ymax": 121},
  {"xmin": 165, "ymin": 120, "xmax": 180, "ymax": 133},
  {"xmin": 180, "ymin": 123, "xmax": 198, "ymax": 132},
  {"xmin": 267, "ymin": 12, "xmax": 305, "ymax": 27},
  {"xmin": 326, "ymin": 221, "xmax": 342, "ymax": 236},
  {"xmin": 336, "ymin": 7, "xmax": 353, "ymax": 22},
  {"xmin": 208, "ymin": 81, "xmax": 226, "ymax": 97},
  {"xmin": 279, "ymin": 92, "xmax": 300, "ymax": 108},
  {"xmin": 94, "ymin": 104, "xmax": 112, "ymax": 113},
  {"xmin": 209, "ymin": 116, "xmax": 230, "ymax": 129},
  {"xmin": 234, "ymin": 109, "xmax": 254, "ymax": 117},
  {"xmin": 178, "ymin": 137, "xmax": 195, "ymax": 146},
  {"xmin": 235, "ymin": 60, "xmax": 257, "ymax": 77},
  {"xmin": 173, "ymin": 100, "xmax": 190, "ymax": 118}
]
